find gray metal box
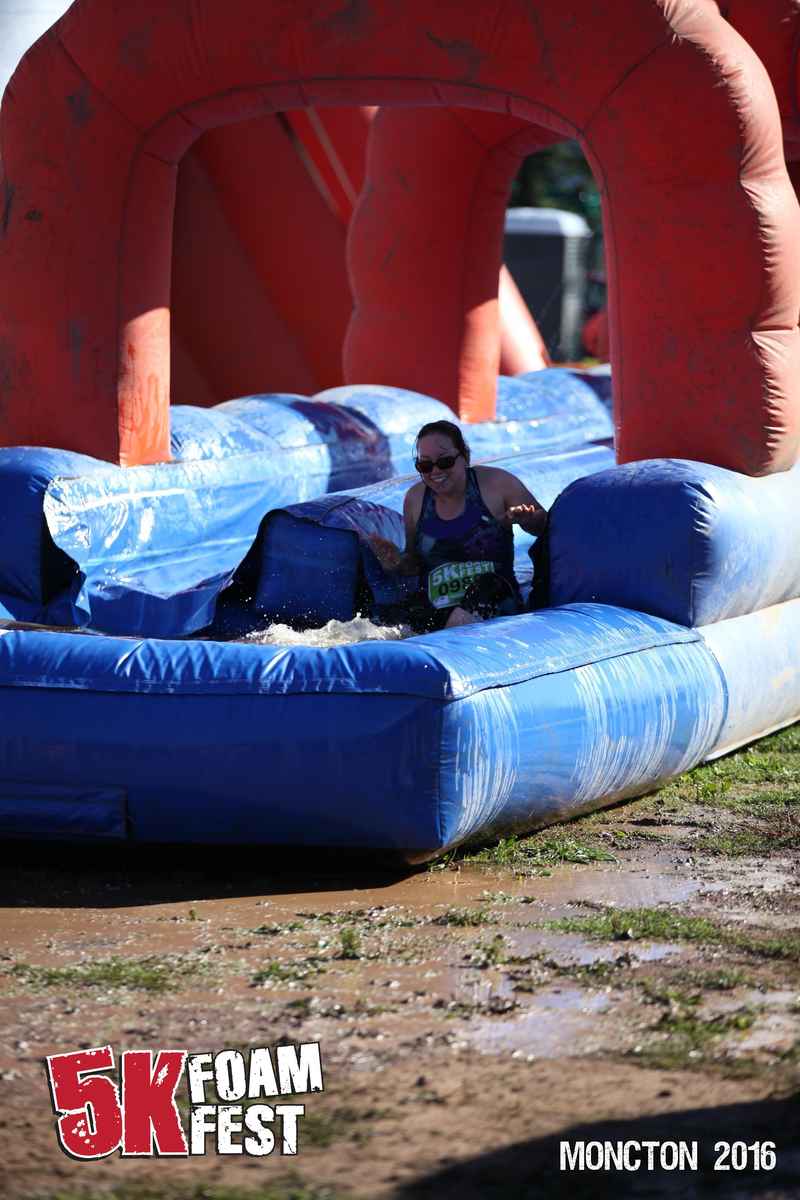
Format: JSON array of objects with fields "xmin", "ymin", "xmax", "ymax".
[{"xmin": 504, "ymin": 207, "xmax": 591, "ymax": 361}]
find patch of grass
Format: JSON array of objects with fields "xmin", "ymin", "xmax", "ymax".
[
  {"xmin": 509, "ymin": 977, "xmax": 544, "ymax": 994},
  {"xmin": 562, "ymin": 958, "xmax": 628, "ymax": 983},
  {"xmin": 692, "ymin": 782, "xmax": 800, "ymax": 819},
  {"xmin": 480, "ymin": 890, "xmax": 540, "ymax": 905},
  {"xmin": 466, "ymin": 834, "xmax": 524, "ymax": 865},
  {"xmin": 296, "ymin": 907, "xmax": 416, "ymax": 930},
  {"xmin": 659, "ymin": 1006, "xmax": 757, "ymax": 1041},
  {"xmin": 694, "ymin": 828, "xmax": 800, "ymax": 857},
  {"xmin": 634, "ymin": 1005, "xmax": 759, "ymax": 1072},
  {"xmin": 464, "ymin": 830, "xmax": 615, "ymax": 871},
  {"xmin": 745, "ymin": 932, "xmax": 800, "ymax": 962},
  {"xmin": 297, "ymin": 909, "xmax": 361, "ymax": 926},
  {"xmin": 251, "ymin": 960, "xmax": 326, "ymax": 988},
  {"xmin": 527, "ymin": 834, "xmax": 617, "ymax": 866},
  {"xmin": 511, "ymin": 955, "xmax": 754, "ymax": 1001},
  {"xmin": 547, "ymin": 906, "xmax": 722, "ymax": 945},
  {"xmin": 762, "ymin": 724, "xmax": 800, "ymax": 754},
  {"xmin": 427, "ymin": 847, "xmax": 459, "ymax": 870},
  {"xmin": 433, "ymin": 906, "xmax": 497, "ymax": 928},
  {"xmin": 647, "ymin": 725, "xmax": 800, "ymax": 820},
  {"xmin": 706, "ymin": 754, "xmax": 797, "ymax": 787},
  {"xmin": 632, "ymin": 961, "xmax": 763, "ymax": 1073},
  {"xmin": 337, "ymin": 928, "xmax": 361, "ymax": 960},
  {"xmin": 609, "ymin": 826, "xmax": 672, "ymax": 844},
  {"xmin": 7, "ymin": 954, "xmax": 207, "ymax": 994},
  {"xmin": 664, "ymin": 967, "xmax": 756, "ymax": 992},
  {"xmin": 641, "ymin": 981, "xmax": 702, "ymax": 1008},
  {"xmin": 509, "ymin": 954, "xmax": 626, "ymax": 993},
  {"xmin": 301, "ymin": 1106, "xmax": 373, "ymax": 1149},
  {"xmin": 284, "ymin": 996, "xmax": 314, "ymax": 1018},
  {"xmin": 441, "ymin": 993, "xmax": 519, "ymax": 1018},
  {"xmin": 467, "ymin": 933, "xmax": 506, "ymax": 968},
  {"xmin": 410, "ymin": 1085, "xmax": 448, "ymax": 1104},
  {"xmin": 251, "ymin": 921, "xmax": 307, "ymax": 935},
  {"xmin": 545, "ymin": 905, "xmax": 800, "ymax": 963}
]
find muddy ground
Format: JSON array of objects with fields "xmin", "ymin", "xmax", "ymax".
[{"xmin": 1, "ymin": 725, "xmax": 799, "ymax": 1200}]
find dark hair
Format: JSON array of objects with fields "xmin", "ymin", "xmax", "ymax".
[{"xmin": 415, "ymin": 420, "xmax": 470, "ymax": 465}]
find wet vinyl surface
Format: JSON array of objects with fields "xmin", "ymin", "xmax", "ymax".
[{"xmin": 1, "ymin": 738, "xmax": 800, "ymax": 1200}]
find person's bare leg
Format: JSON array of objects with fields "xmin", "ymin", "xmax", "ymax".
[{"xmin": 446, "ymin": 605, "xmax": 480, "ymax": 628}]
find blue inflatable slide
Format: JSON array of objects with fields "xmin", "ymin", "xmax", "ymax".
[{"xmin": 0, "ymin": 368, "xmax": 798, "ymax": 860}]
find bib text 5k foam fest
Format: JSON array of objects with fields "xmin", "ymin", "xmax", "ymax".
[{"xmin": 45, "ymin": 1043, "xmax": 324, "ymax": 1159}]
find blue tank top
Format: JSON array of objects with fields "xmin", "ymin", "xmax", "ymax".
[{"xmin": 415, "ymin": 469, "xmax": 519, "ymax": 611}]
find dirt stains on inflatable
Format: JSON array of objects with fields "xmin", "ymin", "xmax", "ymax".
[
  {"xmin": 67, "ymin": 318, "xmax": 86, "ymax": 386},
  {"xmin": 0, "ymin": 336, "xmax": 31, "ymax": 410},
  {"xmin": 66, "ymin": 83, "xmax": 94, "ymax": 127},
  {"xmin": 424, "ymin": 31, "xmax": 486, "ymax": 83},
  {"xmin": 1, "ymin": 178, "xmax": 15, "ymax": 236}
]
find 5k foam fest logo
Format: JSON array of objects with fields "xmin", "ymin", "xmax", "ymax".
[{"xmin": 45, "ymin": 1043, "xmax": 323, "ymax": 1159}]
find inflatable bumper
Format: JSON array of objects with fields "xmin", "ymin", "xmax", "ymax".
[
  {"xmin": 0, "ymin": 605, "xmax": 723, "ymax": 854},
  {"xmin": 1, "ymin": 595, "xmax": 798, "ymax": 858}
]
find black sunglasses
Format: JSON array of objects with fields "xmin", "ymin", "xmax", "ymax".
[{"xmin": 414, "ymin": 453, "xmax": 461, "ymax": 475}]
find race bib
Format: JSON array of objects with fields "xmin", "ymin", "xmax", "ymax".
[{"xmin": 427, "ymin": 560, "xmax": 494, "ymax": 609}]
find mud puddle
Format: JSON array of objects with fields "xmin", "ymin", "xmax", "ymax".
[{"xmin": 466, "ymin": 987, "xmax": 612, "ymax": 1059}]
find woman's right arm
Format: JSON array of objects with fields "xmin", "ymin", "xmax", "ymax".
[{"xmin": 368, "ymin": 486, "xmax": 422, "ymax": 575}]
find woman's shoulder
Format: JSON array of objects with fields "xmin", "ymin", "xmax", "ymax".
[{"xmin": 473, "ymin": 464, "xmax": 516, "ymax": 491}]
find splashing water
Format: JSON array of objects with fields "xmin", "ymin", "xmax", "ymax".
[{"xmin": 242, "ymin": 615, "xmax": 413, "ymax": 647}]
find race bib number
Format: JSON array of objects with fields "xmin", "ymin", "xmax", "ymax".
[{"xmin": 427, "ymin": 560, "xmax": 494, "ymax": 609}]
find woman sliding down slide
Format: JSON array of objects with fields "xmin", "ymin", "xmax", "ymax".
[{"xmin": 369, "ymin": 421, "xmax": 548, "ymax": 633}]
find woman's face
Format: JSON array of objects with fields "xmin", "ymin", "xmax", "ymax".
[{"xmin": 415, "ymin": 432, "xmax": 467, "ymax": 496}]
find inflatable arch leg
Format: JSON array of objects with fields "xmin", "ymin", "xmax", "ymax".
[
  {"xmin": 344, "ymin": 106, "xmax": 559, "ymax": 418},
  {"xmin": 0, "ymin": 0, "xmax": 798, "ymax": 471},
  {"xmin": 170, "ymin": 104, "xmax": 549, "ymax": 408}
]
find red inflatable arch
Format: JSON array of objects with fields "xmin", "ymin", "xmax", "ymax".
[
  {"xmin": 170, "ymin": 111, "xmax": 356, "ymax": 404},
  {"xmin": 0, "ymin": 0, "xmax": 798, "ymax": 472},
  {"xmin": 169, "ymin": 104, "xmax": 549, "ymax": 407}
]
